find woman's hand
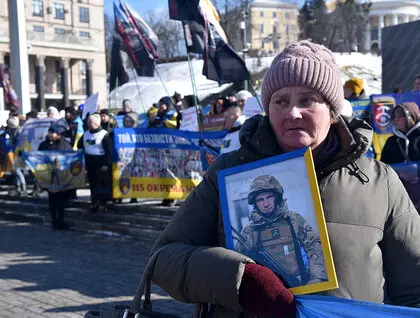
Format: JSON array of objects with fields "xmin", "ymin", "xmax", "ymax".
[{"xmin": 239, "ymin": 263, "xmax": 296, "ymax": 317}]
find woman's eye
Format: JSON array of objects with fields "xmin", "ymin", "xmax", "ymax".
[
  {"xmin": 301, "ymin": 98, "xmax": 316, "ymax": 107},
  {"xmin": 275, "ymin": 99, "xmax": 289, "ymax": 106}
]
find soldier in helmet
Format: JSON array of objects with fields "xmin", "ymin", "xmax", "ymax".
[{"xmin": 236, "ymin": 175, "xmax": 327, "ymax": 288}]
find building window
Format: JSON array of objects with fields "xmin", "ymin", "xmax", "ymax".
[
  {"xmin": 79, "ymin": 31, "xmax": 90, "ymax": 38},
  {"xmin": 272, "ymin": 12, "xmax": 277, "ymax": 18},
  {"xmin": 261, "ymin": 40, "xmax": 265, "ymax": 49},
  {"xmin": 285, "ymin": 12, "xmax": 290, "ymax": 19},
  {"xmin": 53, "ymin": 3, "xmax": 65, "ymax": 20},
  {"xmin": 55, "ymin": 28, "xmax": 66, "ymax": 34},
  {"xmin": 33, "ymin": 25, "xmax": 45, "ymax": 32},
  {"xmin": 260, "ymin": 23, "xmax": 264, "ymax": 34},
  {"xmin": 259, "ymin": 11, "xmax": 264, "ymax": 17},
  {"xmin": 79, "ymin": 7, "xmax": 89, "ymax": 23},
  {"xmin": 285, "ymin": 25, "xmax": 289, "ymax": 35},
  {"xmin": 32, "ymin": 0, "xmax": 44, "ymax": 17}
]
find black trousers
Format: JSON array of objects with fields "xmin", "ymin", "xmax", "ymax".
[
  {"xmin": 86, "ymin": 163, "xmax": 111, "ymax": 205},
  {"xmin": 48, "ymin": 191, "xmax": 69, "ymax": 228}
]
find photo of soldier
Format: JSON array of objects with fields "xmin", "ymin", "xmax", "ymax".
[{"xmin": 234, "ymin": 175, "xmax": 327, "ymax": 288}]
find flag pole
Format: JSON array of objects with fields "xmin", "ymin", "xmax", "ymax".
[
  {"xmin": 154, "ymin": 64, "xmax": 175, "ymax": 104},
  {"xmin": 130, "ymin": 68, "xmax": 146, "ymax": 111},
  {"xmin": 182, "ymin": 22, "xmax": 203, "ymax": 140},
  {"xmin": 247, "ymin": 78, "xmax": 264, "ymax": 111}
]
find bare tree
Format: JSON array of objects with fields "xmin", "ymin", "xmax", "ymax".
[{"xmin": 146, "ymin": 10, "xmax": 183, "ymax": 59}]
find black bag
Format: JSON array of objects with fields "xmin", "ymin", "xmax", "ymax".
[{"xmin": 85, "ymin": 245, "xmax": 182, "ymax": 318}]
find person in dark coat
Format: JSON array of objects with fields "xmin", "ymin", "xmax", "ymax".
[
  {"xmin": 100, "ymin": 109, "xmax": 116, "ymax": 132},
  {"xmin": 381, "ymin": 102, "xmax": 420, "ymax": 164},
  {"xmin": 38, "ymin": 123, "xmax": 72, "ymax": 230},
  {"xmin": 78, "ymin": 113, "xmax": 112, "ymax": 212}
]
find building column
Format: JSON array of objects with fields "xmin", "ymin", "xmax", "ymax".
[
  {"xmin": 60, "ymin": 57, "xmax": 70, "ymax": 108},
  {"xmin": 392, "ymin": 14, "xmax": 398, "ymax": 25},
  {"xmin": 0, "ymin": 52, "xmax": 4, "ymax": 68},
  {"xmin": 0, "ymin": 53, "xmax": 4, "ymax": 112},
  {"xmin": 404, "ymin": 14, "xmax": 410, "ymax": 23},
  {"xmin": 378, "ymin": 15, "xmax": 384, "ymax": 51},
  {"xmin": 86, "ymin": 59, "xmax": 93, "ymax": 96},
  {"xmin": 365, "ymin": 18, "xmax": 371, "ymax": 52},
  {"xmin": 7, "ymin": 0, "xmax": 31, "ymax": 114},
  {"xmin": 35, "ymin": 55, "xmax": 46, "ymax": 112}
]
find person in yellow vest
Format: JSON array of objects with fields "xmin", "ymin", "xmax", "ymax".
[{"xmin": 237, "ymin": 175, "xmax": 327, "ymax": 288}]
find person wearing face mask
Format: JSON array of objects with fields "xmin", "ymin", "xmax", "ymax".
[
  {"xmin": 38, "ymin": 123, "xmax": 72, "ymax": 230},
  {"xmin": 381, "ymin": 102, "xmax": 420, "ymax": 164},
  {"xmin": 133, "ymin": 40, "xmax": 420, "ymax": 317},
  {"xmin": 78, "ymin": 113, "xmax": 112, "ymax": 212}
]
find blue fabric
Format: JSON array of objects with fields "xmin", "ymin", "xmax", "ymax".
[{"xmin": 296, "ymin": 295, "xmax": 420, "ymax": 317}]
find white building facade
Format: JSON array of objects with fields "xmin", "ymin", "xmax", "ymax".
[{"xmin": 366, "ymin": 0, "xmax": 420, "ymax": 52}]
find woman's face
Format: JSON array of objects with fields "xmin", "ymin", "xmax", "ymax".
[
  {"xmin": 268, "ymin": 86, "xmax": 332, "ymax": 153},
  {"xmin": 47, "ymin": 111, "xmax": 54, "ymax": 118},
  {"xmin": 393, "ymin": 107, "xmax": 409, "ymax": 132}
]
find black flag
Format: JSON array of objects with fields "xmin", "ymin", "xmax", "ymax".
[
  {"xmin": 109, "ymin": 38, "xmax": 129, "ymax": 92},
  {"xmin": 170, "ymin": 0, "xmax": 249, "ymax": 84}
]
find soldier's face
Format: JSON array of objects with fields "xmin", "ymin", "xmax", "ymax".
[
  {"xmin": 268, "ymin": 87, "xmax": 332, "ymax": 153},
  {"xmin": 255, "ymin": 192, "xmax": 276, "ymax": 214}
]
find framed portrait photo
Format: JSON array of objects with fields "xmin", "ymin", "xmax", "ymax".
[{"xmin": 217, "ymin": 147, "xmax": 338, "ymax": 295}]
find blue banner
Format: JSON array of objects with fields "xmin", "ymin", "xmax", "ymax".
[
  {"xmin": 296, "ymin": 295, "xmax": 420, "ymax": 317},
  {"xmin": 391, "ymin": 162, "xmax": 420, "ymax": 212},
  {"xmin": 351, "ymin": 99, "xmax": 372, "ymax": 122},
  {"xmin": 22, "ymin": 150, "xmax": 85, "ymax": 193},
  {"xmin": 112, "ymin": 128, "xmax": 227, "ymax": 199},
  {"xmin": 14, "ymin": 118, "xmax": 57, "ymax": 168},
  {"xmin": 370, "ymin": 92, "xmax": 420, "ymax": 134}
]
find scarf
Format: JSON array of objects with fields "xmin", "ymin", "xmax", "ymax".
[{"xmin": 314, "ymin": 128, "xmax": 341, "ymax": 169}]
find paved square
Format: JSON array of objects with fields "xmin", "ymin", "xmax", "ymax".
[{"xmin": 0, "ymin": 220, "xmax": 193, "ymax": 317}]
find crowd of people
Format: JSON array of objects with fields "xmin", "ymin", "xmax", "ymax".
[{"xmin": 0, "ymin": 89, "xmax": 256, "ymax": 228}]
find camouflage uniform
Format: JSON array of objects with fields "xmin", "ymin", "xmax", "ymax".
[{"xmin": 237, "ymin": 175, "xmax": 327, "ymax": 287}]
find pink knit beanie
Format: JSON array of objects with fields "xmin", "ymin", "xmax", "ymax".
[{"xmin": 261, "ymin": 40, "xmax": 343, "ymax": 117}]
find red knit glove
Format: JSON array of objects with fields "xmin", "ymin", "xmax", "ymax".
[{"xmin": 239, "ymin": 263, "xmax": 296, "ymax": 317}]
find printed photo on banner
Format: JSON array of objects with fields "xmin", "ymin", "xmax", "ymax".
[
  {"xmin": 112, "ymin": 128, "xmax": 227, "ymax": 199},
  {"xmin": 370, "ymin": 92, "xmax": 420, "ymax": 134},
  {"xmin": 22, "ymin": 150, "xmax": 85, "ymax": 193},
  {"xmin": 391, "ymin": 162, "xmax": 420, "ymax": 212},
  {"xmin": 217, "ymin": 147, "xmax": 337, "ymax": 295}
]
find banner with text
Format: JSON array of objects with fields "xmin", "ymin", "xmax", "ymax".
[
  {"xmin": 22, "ymin": 150, "xmax": 85, "ymax": 193},
  {"xmin": 112, "ymin": 128, "xmax": 227, "ymax": 199}
]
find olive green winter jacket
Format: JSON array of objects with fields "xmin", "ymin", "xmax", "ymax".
[{"xmin": 133, "ymin": 115, "xmax": 420, "ymax": 317}]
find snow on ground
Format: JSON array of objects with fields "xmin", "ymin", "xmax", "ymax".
[{"xmin": 110, "ymin": 53, "xmax": 382, "ymax": 113}]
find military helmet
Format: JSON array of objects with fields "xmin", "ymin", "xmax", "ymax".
[{"xmin": 248, "ymin": 175, "xmax": 284, "ymax": 205}]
